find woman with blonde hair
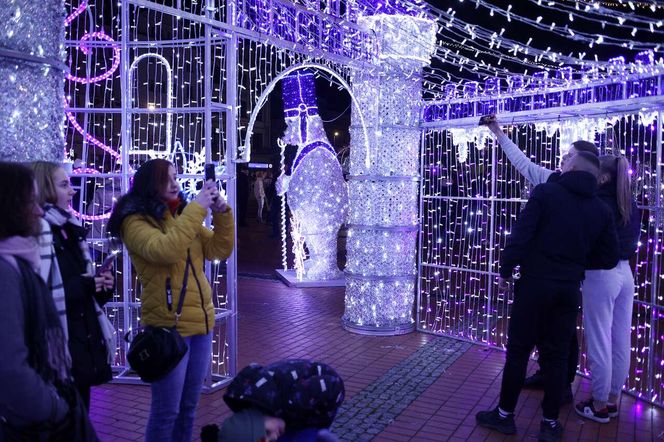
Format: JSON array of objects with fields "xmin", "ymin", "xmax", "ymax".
[
  {"xmin": 575, "ymin": 155, "xmax": 640, "ymax": 423},
  {"xmin": 32, "ymin": 161, "xmax": 115, "ymax": 411}
]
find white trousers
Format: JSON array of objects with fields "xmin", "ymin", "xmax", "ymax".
[{"xmin": 582, "ymin": 260, "xmax": 634, "ymax": 402}]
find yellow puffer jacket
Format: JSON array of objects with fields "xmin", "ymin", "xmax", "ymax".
[{"xmin": 121, "ymin": 202, "xmax": 234, "ymax": 336}]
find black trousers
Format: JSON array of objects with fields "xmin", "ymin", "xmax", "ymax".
[
  {"xmin": 537, "ymin": 324, "xmax": 580, "ymax": 385},
  {"xmin": 498, "ymin": 277, "xmax": 581, "ymax": 420}
]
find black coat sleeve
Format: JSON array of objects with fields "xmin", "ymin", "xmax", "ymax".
[{"xmin": 499, "ymin": 185, "xmax": 545, "ymax": 278}]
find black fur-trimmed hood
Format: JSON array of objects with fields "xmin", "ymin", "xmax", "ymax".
[{"xmin": 108, "ymin": 191, "xmax": 187, "ymax": 238}]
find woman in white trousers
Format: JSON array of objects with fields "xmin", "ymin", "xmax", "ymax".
[{"xmin": 576, "ymin": 155, "xmax": 641, "ymax": 423}]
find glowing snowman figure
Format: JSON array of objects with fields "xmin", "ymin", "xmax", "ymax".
[{"xmin": 276, "ymin": 70, "xmax": 349, "ymax": 280}]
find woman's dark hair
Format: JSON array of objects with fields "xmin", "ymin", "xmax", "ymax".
[
  {"xmin": 599, "ymin": 155, "xmax": 632, "ymax": 226},
  {"xmin": 107, "ymin": 159, "xmax": 185, "ymax": 239},
  {"xmin": 0, "ymin": 162, "xmax": 40, "ymax": 239},
  {"xmin": 571, "ymin": 140, "xmax": 599, "ymax": 156}
]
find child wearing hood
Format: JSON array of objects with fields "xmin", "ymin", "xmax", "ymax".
[{"xmin": 201, "ymin": 359, "xmax": 344, "ymax": 442}]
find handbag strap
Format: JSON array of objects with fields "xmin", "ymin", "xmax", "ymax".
[{"xmin": 166, "ymin": 249, "xmax": 192, "ymax": 325}]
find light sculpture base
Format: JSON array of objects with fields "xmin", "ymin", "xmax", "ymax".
[
  {"xmin": 275, "ymin": 269, "xmax": 346, "ymax": 288},
  {"xmin": 342, "ymin": 319, "xmax": 414, "ymax": 336}
]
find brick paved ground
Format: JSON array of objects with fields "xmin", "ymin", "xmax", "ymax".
[{"xmin": 88, "ymin": 221, "xmax": 664, "ymax": 441}]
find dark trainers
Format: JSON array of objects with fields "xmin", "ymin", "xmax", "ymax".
[
  {"xmin": 475, "ymin": 408, "xmax": 517, "ymax": 435},
  {"xmin": 523, "ymin": 370, "xmax": 546, "ymax": 390},
  {"xmin": 575, "ymin": 398, "xmax": 610, "ymax": 423},
  {"xmin": 538, "ymin": 420, "xmax": 563, "ymax": 442},
  {"xmin": 607, "ymin": 403, "xmax": 619, "ymax": 418}
]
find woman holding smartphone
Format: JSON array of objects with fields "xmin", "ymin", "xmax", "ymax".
[
  {"xmin": 108, "ymin": 159, "xmax": 234, "ymax": 442},
  {"xmin": 31, "ymin": 161, "xmax": 115, "ymax": 411}
]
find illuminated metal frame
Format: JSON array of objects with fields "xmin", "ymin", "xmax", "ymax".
[
  {"xmin": 64, "ymin": 0, "xmax": 380, "ymax": 392},
  {"xmin": 417, "ymin": 75, "xmax": 664, "ymax": 406}
]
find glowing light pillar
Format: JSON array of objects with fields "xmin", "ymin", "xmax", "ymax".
[
  {"xmin": 343, "ymin": 11, "xmax": 436, "ymax": 335},
  {"xmin": 0, "ymin": 1, "xmax": 66, "ymax": 161}
]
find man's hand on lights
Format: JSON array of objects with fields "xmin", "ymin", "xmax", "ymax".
[{"xmin": 497, "ymin": 276, "xmax": 511, "ymax": 292}]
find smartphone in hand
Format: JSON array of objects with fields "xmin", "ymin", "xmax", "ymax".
[
  {"xmin": 204, "ymin": 163, "xmax": 219, "ymax": 203},
  {"xmin": 204, "ymin": 163, "xmax": 216, "ymax": 182},
  {"xmin": 478, "ymin": 115, "xmax": 493, "ymax": 126},
  {"xmin": 97, "ymin": 252, "xmax": 117, "ymax": 275}
]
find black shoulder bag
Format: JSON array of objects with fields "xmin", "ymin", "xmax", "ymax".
[{"xmin": 125, "ymin": 252, "xmax": 192, "ymax": 383}]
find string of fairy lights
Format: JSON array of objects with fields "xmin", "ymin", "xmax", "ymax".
[
  {"xmin": 418, "ymin": 115, "xmax": 662, "ymax": 400},
  {"xmin": 6, "ymin": 0, "xmax": 662, "ymax": 401}
]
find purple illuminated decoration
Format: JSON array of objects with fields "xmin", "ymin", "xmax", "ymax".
[
  {"xmin": 66, "ymin": 32, "xmax": 120, "ymax": 84},
  {"xmin": 608, "ymin": 56, "xmax": 626, "ymax": 75},
  {"xmin": 278, "ymin": 69, "xmax": 348, "ymax": 281},
  {"xmin": 64, "ymin": 4, "xmax": 122, "ymax": 162},
  {"xmin": 353, "ymin": 0, "xmax": 427, "ymax": 17},
  {"xmin": 556, "ymin": 67, "xmax": 572, "ymax": 84},
  {"xmin": 68, "ymin": 167, "xmax": 110, "ymax": 221},
  {"xmin": 484, "ymin": 78, "xmax": 501, "ymax": 95},
  {"xmin": 64, "ymin": 98, "xmax": 121, "ymax": 161},
  {"xmin": 282, "ymin": 70, "xmax": 319, "ymax": 145},
  {"xmin": 444, "ymin": 83, "xmax": 457, "ymax": 99},
  {"xmin": 531, "ymin": 71, "xmax": 548, "ymax": 89},
  {"xmin": 63, "ymin": 2, "xmax": 126, "ymax": 221},
  {"xmin": 635, "ymin": 50, "xmax": 654, "ymax": 66},
  {"xmin": 463, "ymin": 81, "xmax": 478, "ymax": 98},
  {"xmin": 507, "ymin": 75, "xmax": 524, "ymax": 92},
  {"xmin": 64, "ymin": 0, "xmax": 88, "ymax": 26}
]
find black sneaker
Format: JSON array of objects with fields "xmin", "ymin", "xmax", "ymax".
[
  {"xmin": 475, "ymin": 407, "xmax": 516, "ymax": 435},
  {"xmin": 607, "ymin": 403, "xmax": 619, "ymax": 418},
  {"xmin": 538, "ymin": 420, "xmax": 563, "ymax": 442},
  {"xmin": 575, "ymin": 398, "xmax": 610, "ymax": 423},
  {"xmin": 523, "ymin": 370, "xmax": 545, "ymax": 390}
]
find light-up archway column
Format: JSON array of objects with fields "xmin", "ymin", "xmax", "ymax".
[
  {"xmin": 342, "ymin": 12, "xmax": 436, "ymax": 335},
  {"xmin": 0, "ymin": 1, "xmax": 66, "ymax": 161}
]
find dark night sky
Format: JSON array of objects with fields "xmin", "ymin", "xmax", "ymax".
[{"xmin": 262, "ymin": 0, "xmax": 664, "ymax": 161}]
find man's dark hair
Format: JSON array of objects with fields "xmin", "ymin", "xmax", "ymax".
[
  {"xmin": 571, "ymin": 140, "xmax": 599, "ymax": 156},
  {"xmin": 0, "ymin": 162, "xmax": 39, "ymax": 239},
  {"xmin": 573, "ymin": 151, "xmax": 600, "ymax": 174}
]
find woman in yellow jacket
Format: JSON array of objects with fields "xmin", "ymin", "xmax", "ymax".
[{"xmin": 108, "ymin": 159, "xmax": 234, "ymax": 442}]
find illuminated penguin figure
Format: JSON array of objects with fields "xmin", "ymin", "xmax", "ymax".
[{"xmin": 276, "ymin": 70, "xmax": 349, "ymax": 280}]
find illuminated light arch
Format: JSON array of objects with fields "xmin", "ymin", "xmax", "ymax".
[
  {"xmin": 128, "ymin": 53, "xmax": 174, "ymax": 158},
  {"xmin": 241, "ymin": 62, "xmax": 372, "ymax": 168}
]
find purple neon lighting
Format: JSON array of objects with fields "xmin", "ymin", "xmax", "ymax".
[
  {"xmin": 64, "ymin": 97, "xmax": 122, "ymax": 161},
  {"xmin": 64, "ymin": 3, "xmax": 127, "ymax": 221},
  {"xmin": 68, "ymin": 168, "xmax": 112, "ymax": 221},
  {"xmin": 64, "ymin": 4, "xmax": 125, "ymax": 166},
  {"xmin": 282, "ymin": 71, "xmax": 319, "ymax": 144},
  {"xmin": 66, "ymin": 32, "xmax": 121, "ymax": 84},
  {"xmin": 64, "ymin": 0, "xmax": 88, "ymax": 26}
]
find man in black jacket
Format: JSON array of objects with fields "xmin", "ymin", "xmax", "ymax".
[{"xmin": 476, "ymin": 151, "xmax": 619, "ymax": 442}]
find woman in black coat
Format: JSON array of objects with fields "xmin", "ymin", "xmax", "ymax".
[{"xmin": 33, "ymin": 162, "xmax": 115, "ymax": 410}]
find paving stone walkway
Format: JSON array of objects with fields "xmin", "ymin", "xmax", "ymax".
[{"xmin": 332, "ymin": 337, "xmax": 472, "ymax": 441}]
